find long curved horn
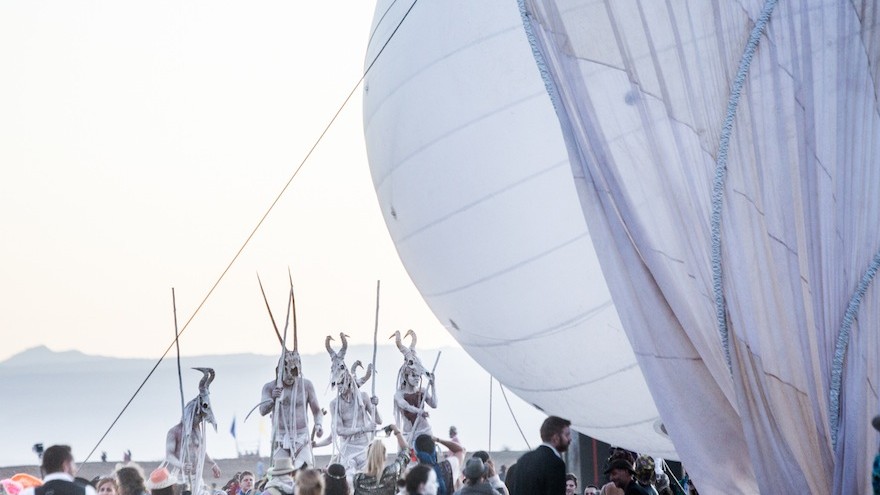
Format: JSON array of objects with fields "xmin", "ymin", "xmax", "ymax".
[
  {"xmin": 405, "ymin": 329, "xmax": 417, "ymax": 350},
  {"xmin": 390, "ymin": 330, "xmax": 406, "ymax": 353},
  {"xmin": 339, "ymin": 333, "xmax": 349, "ymax": 359},
  {"xmin": 359, "ymin": 362, "xmax": 373, "ymax": 388},
  {"xmin": 325, "ymin": 335, "xmax": 337, "ymax": 359},
  {"xmin": 194, "ymin": 367, "xmax": 215, "ymax": 393}
]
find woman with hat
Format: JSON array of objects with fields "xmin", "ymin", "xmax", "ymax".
[
  {"xmin": 261, "ymin": 459, "xmax": 296, "ymax": 495},
  {"xmin": 145, "ymin": 468, "xmax": 175, "ymax": 495},
  {"xmin": 453, "ymin": 459, "xmax": 494, "ymax": 495},
  {"xmin": 604, "ymin": 459, "xmax": 651, "ymax": 495}
]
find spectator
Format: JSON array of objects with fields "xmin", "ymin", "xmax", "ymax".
[
  {"xmin": 414, "ymin": 435, "xmax": 465, "ymax": 495},
  {"xmin": 583, "ymin": 485, "xmax": 599, "ymax": 495},
  {"xmin": 604, "ymin": 459, "xmax": 650, "ymax": 495},
  {"xmin": 262, "ymin": 459, "xmax": 296, "ymax": 495},
  {"xmin": 565, "ymin": 474, "xmax": 578, "ymax": 495},
  {"xmin": 116, "ymin": 466, "xmax": 147, "ymax": 495},
  {"xmin": 238, "ymin": 472, "xmax": 255, "ymax": 495},
  {"xmin": 20, "ymin": 445, "xmax": 97, "ymax": 495},
  {"xmin": 403, "ymin": 466, "xmax": 436, "ymax": 495},
  {"xmin": 294, "ymin": 470, "xmax": 324, "ymax": 495},
  {"xmin": 508, "ymin": 416, "xmax": 571, "ymax": 495},
  {"xmin": 469, "ymin": 452, "xmax": 506, "ymax": 495},
  {"xmin": 96, "ymin": 478, "xmax": 117, "ymax": 495},
  {"xmin": 323, "ymin": 464, "xmax": 348, "ymax": 495},
  {"xmin": 448, "ymin": 428, "xmax": 459, "ymax": 446},
  {"xmin": 455, "ymin": 458, "xmax": 494, "ymax": 495},
  {"xmin": 354, "ymin": 424, "xmax": 409, "ymax": 495},
  {"xmin": 145, "ymin": 467, "xmax": 175, "ymax": 495}
]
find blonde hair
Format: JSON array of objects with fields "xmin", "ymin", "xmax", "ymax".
[
  {"xmin": 294, "ymin": 469, "xmax": 324, "ymax": 495},
  {"xmin": 364, "ymin": 439, "xmax": 387, "ymax": 479}
]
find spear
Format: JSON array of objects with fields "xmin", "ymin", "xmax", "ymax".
[
  {"xmin": 408, "ymin": 351, "xmax": 441, "ymax": 446},
  {"xmin": 257, "ymin": 274, "xmax": 292, "ymax": 456},
  {"xmin": 370, "ymin": 281, "xmax": 380, "ymax": 439},
  {"xmin": 371, "ymin": 281, "xmax": 380, "ymax": 398},
  {"xmin": 257, "ymin": 273, "xmax": 284, "ymax": 346}
]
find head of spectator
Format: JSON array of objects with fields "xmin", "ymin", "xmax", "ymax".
[
  {"xmin": 604, "ymin": 458, "xmax": 635, "ymax": 490},
  {"xmin": 565, "ymin": 473, "xmax": 578, "ymax": 495},
  {"xmin": 403, "ymin": 465, "xmax": 436, "ymax": 495},
  {"xmin": 116, "ymin": 466, "xmax": 146, "ymax": 495},
  {"xmin": 539, "ymin": 416, "xmax": 572, "ymax": 453},
  {"xmin": 238, "ymin": 471, "xmax": 254, "ymax": 495},
  {"xmin": 146, "ymin": 467, "xmax": 175, "ymax": 495},
  {"xmin": 322, "ymin": 464, "xmax": 347, "ymax": 495},
  {"xmin": 365, "ymin": 439, "xmax": 387, "ymax": 479},
  {"xmin": 41, "ymin": 445, "xmax": 76, "ymax": 477},
  {"xmin": 96, "ymin": 478, "xmax": 117, "ymax": 495},
  {"xmin": 413, "ymin": 435, "xmax": 445, "ymax": 495},
  {"xmin": 267, "ymin": 458, "xmax": 296, "ymax": 480},
  {"xmin": 583, "ymin": 485, "xmax": 599, "ymax": 495},
  {"xmin": 461, "ymin": 458, "xmax": 487, "ymax": 486},
  {"xmin": 293, "ymin": 469, "xmax": 323, "ymax": 495},
  {"xmin": 634, "ymin": 455, "xmax": 654, "ymax": 486}
]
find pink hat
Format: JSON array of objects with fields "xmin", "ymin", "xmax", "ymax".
[{"xmin": 1, "ymin": 479, "xmax": 24, "ymax": 495}]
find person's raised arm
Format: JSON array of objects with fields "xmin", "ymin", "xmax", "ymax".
[
  {"xmin": 432, "ymin": 435, "xmax": 465, "ymax": 463},
  {"xmin": 425, "ymin": 378, "xmax": 438, "ymax": 408},
  {"xmin": 389, "ymin": 424, "xmax": 407, "ymax": 451}
]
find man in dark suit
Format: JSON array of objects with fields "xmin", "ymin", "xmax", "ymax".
[{"xmin": 509, "ymin": 416, "xmax": 571, "ymax": 495}]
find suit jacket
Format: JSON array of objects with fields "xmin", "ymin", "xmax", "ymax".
[{"xmin": 510, "ymin": 445, "xmax": 566, "ymax": 495}]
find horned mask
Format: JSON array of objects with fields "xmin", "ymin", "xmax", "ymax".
[
  {"xmin": 185, "ymin": 367, "xmax": 217, "ymax": 431},
  {"xmin": 326, "ymin": 332, "xmax": 350, "ymax": 390},
  {"xmin": 390, "ymin": 329, "xmax": 430, "ymax": 384},
  {"xmin": 281, "ymin": 350, "xmax": 302, "ymax": 386}
]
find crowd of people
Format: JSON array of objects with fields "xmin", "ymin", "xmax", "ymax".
[{"xmin": 1, "ymin": 417, "xmax": 698, "ymax": 495}]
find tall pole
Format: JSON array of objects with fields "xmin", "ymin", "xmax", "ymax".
[
  {"xmin": 371, "ymin": 281, "xmax": 380, "ymax": 440},
  {"xmin": 488, "ymin": 376, "xmax": 493, "ymax": 451},
  {"xmin": 371, "ymin": 281, "xmax": 380, "ymax": 398},
  {"xmin": 172, "ymin": 288, "xmax": 184, "ymax": 417}
]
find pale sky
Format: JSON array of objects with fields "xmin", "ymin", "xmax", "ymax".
[{"xmin": 0, "ymin": 1, "xmax": 462, "ymax": 362}]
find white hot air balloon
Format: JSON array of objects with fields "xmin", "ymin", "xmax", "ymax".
[
  {"xmin": 363, "ymin": 0, "xmax": 675, "ymax": 459},
  {"xmin": 365, "ymin": 1, "xmax": 880, "ymax": 493}
]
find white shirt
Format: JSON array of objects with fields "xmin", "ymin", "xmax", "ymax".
[{"xmin": 20, "ymin": 473, "xmax": 98, "ymax": 495}]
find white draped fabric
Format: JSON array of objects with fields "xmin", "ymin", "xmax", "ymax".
[
  {"xmin": 521, "ymin": 0, "xmax": 880, "ymax": 493},
  {"xmin": 363, "ymin": 0, "xmax": 678, "ymax": 460}
]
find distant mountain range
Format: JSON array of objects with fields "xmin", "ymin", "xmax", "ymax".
[{"xmin": 0, "ymin": 345, "xmax": 545, "ymax": 467}]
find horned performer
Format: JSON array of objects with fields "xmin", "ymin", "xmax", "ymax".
[
  {"xmin": 390, "ymin": 330, "xmax": 436, "ymax": 441},
  {"xmin": 165, "ymin": 367, "xmax": 222, "ymax": 495},
  {"xmin": 314, "ymin": 333, "xmax": 381, "ymax": 473},
  {"xmin": 260, "ymin": 347, "xmax": 323, "ymax": 467}
]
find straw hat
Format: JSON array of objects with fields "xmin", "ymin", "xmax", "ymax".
[
  {"xmin": 146, "ymin": 467, "xmax": 175, "ymax": 490},
  {"xmin": 267, "ymin": 458, "xmax": 296, "ymax": 476}
]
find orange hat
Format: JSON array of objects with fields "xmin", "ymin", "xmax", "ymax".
[
  {"xmin": 146, "ymin": 468, "xmax": 174, "ymax": 490},
  {"xmin": 10, "ymin": 475, "xmax": 41, "ymax": 490}
]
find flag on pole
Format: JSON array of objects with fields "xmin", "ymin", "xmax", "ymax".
[{"xmin": 230, "ymin": 416, "xmax": 237, "ymax": 439}]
